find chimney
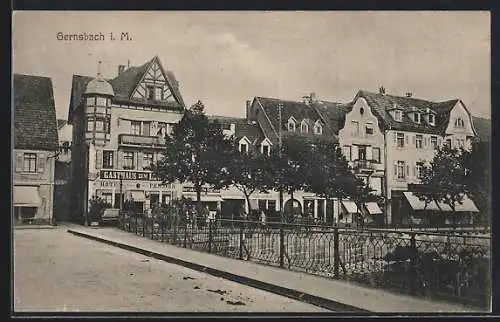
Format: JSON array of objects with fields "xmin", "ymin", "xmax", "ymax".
[
  {"xmin": 118, "ymin": 64, "xmax": 126, "ymax": 76},
  {"xmin": 379, "ymin": 86, "xmax": 386, "ymax": 95},
  {"xmin": 230, "ymin": 123, "xmax": 236, "ymax": 135},
  {"xmin": 406, "ymin": 92, "xmax": 413, "ymax": 98},
  {"xmin": 246, "ymin": 100, "xmax": 252, "ymax": 122},
  {"xmin": 309, "ymin": 92, "xmax": 317, "ymax": 104}
]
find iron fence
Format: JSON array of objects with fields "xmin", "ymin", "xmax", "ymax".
[{"xmin": 117, "ymin": 212, "xmax": 491, "ymax": 309}]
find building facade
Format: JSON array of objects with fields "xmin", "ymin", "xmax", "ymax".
[
  {"xmin": 54, "ymin": 120, "xmax": 73, "ymax": 222},
  {"xmin": 68, "ymin": 56, "xmax": 186, "ymax": 222},
  {"xmin": 13, "ymin": 74, "xmax": 59, "ymax": 224}
]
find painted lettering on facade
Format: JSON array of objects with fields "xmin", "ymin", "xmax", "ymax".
[{"xmin": 100, "ymin": 170, "xmax": 151, "ymax": 181}]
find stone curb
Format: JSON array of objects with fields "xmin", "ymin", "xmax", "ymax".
[
  {"xmin": 67, "ymin": 229, "xmax": 371, "ymax": 313},
  {"xmin": 14, "ymin": 225, "xmax": 56, "ymax": 230}
]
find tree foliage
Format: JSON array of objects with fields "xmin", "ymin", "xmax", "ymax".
[{"xmin": 150, "ymin": 100, "xmax": 233, "ymax": 213}]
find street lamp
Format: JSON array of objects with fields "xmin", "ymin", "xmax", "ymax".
[
  {"xmin": 278, "ymin": 103, "xmax": 284, "ymax": 224},
  {"xmin": 119, "ymin": 173, "xmax": 123, "ymax": 211}
]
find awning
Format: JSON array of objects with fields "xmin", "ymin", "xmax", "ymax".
[
  {"xmin": 342, "ymin": 201, "xmax": 359, "ymax": 214},
  {"xmin": 129, "ymin": 190, "xmax": 145, "ymax": 201},
  {"xmin": 436, "ymin": 195, "xmax": 480, "ymax": 212},
  {"xmin": 182, "ymin": 194, "xmax": 223, "ymax": 202},
  {"xmin": 403, "ymin": 192, "xmax": 440, "ymax": 211},
  {"xmin": 365, "ymin": 202, "xmax": 383, "ymax": 215},
  {"xmin": 13, "ymin": 186, "xmax": 41, "ymax": 207}
]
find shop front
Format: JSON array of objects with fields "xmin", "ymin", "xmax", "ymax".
[{"xmin": 90, "ymin": 169, "xmax": 178, "ymax": 214}]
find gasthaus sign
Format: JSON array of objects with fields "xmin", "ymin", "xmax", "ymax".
[{"xmin": 100, "ymin": 170, "xmax": 152, "ymax": 181}]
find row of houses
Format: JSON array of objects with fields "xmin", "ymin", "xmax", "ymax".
[{"xmin": 13, "ymin": 56, "xmax": 491, "ymax": 226}]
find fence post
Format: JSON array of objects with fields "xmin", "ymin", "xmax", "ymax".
[
  {"xmin": 239, "ymin": 224, "xmax": 244, "ymax": 260},
  {"xmin": 279, "ymin": 225, "xmax": 285, "ymax": 268},
  {"xmin": 334, "ymin": 224, "xmax": 339, "ymax": 278},
  {"xmin": 409, "ymin": 232, "xmax": 417, "ymax": 296},
  {"xmin": 183, "ymin": 219, "xmax": 187, "ymax": 248},
  {"xmin": 208, "ymin": 220, "xmax": 213, "ymax": 254},
  {"xmin": 135, "ymin": 214, "xmax": 138, "ymax": 235}
]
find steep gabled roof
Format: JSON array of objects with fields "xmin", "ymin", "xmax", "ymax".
[
  {"xmin": 209, "ymin": 116, "xmax": 265, "ymax": 144},
  {"xmin": 68, "ymin": 56, "xmax": 185, "ymax": 122},
  {"xmin": 314, "ymin": 101, "xmax": 353, "ymax": 135},
  {"xmin": 472, "ymin": 116, "xmax": 491, "ymax": 142},
  {"xmin": 14, "ymin": 74, "xmax": 58, "ymax": 151},
  {"xmin": 254, "ymin": 97, "xmax": 338, "ymax": 143},
  {"xmin": 356, "ymin": 90, "xmax": 459, "ymax": 135}
]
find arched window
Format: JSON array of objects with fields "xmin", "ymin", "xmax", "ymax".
[
  {"xmin": 314, "ymin": 122, "xmax": 323, "ymax": 135},
  {"xmin": 301, "ymin": 121, "xmax": 308, "ymax": 133},
  {"xmin": 288, "ymin": 119, "xmax": 296, "ymax": 132}
]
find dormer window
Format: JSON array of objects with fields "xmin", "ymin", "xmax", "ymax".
[
  {"xmin": 300, "ymin": 121, "xmax": 308, "ymax": 133},
  {"xmin": 413, "ymin": 113, "xmax": 421, "ymax": 124},
  {"xmin": 239, "ymin": 143, "xmax": 248, "ymax": 154},
  {"xmin": 287, "ymin": 118, "xmax": 296, "ymax": 132},
  {"xmin": 394, "ymin": 110, "xmax": 403, "ymax": 122},
  {"xmin": 428, "ymin": 113, "xmax": 435, "ymax": 126},
  {"xmin": 262, "ymin": 145, "xmax": 270, "ymax": 156},
  {"xmin": 314, "ymin": 121, "xmax": 323, "ymax": 135}
]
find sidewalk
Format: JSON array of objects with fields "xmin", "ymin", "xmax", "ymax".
[{"xmin": 65, "ymin": 224, "xmax": 482, "ymax": 313}]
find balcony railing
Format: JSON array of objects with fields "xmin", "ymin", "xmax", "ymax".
[
  {"xmin": 119, "ymin": 134, "xmax": 166, "ymax": 147},
  {"xmin": 352, "ymin": 159, "xmax": 376, "ymax": 172}
]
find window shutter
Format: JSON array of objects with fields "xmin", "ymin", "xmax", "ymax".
[
  {"xmin": 113, "ymin": 151, "xmax": 118, "ymax": 169},
  {"xmin": 412, "ymin": 165, "xmax": 416, "ymax": 178},
  {"xmin": 95, "ymin": 150, "xmax": 103, "ymax": 170},
  {"xmin": 137, "ymin": 151, "xmax": 144, "ymax": 170},
  {"xmin": 352, "ymin": 145, "xmax": 359, "ymax": 161},
  {"xmin": 37, "ymin": 153, "xmax": 45, "ymax": 173},
  {"xmin": 366, "ymin": 146, "xmax": 372, "ymax": 161},
  {"xmin": 412, "ymin": 135, "xmax": 415, "ymax": 145},
  {"xmin": 393, "ymin": 132, "xmax": 397, "ymax": 147},
  {"xmin": 406, "ymin": 164, "xmax": 409, "ymax": 178},
  {"xmin": 393, "ymin": 162, "xmax": 397, "ymax": 176},
  {"xmin": 117, "ymin": 150, "xmax": 123, "ymax": 169},
  {"xmin": 15, "ymin": 152, "xmax": 23, "ymax": 172},
  {"xmin": 405, "ymin": 134, "xmax": 409, "ymax": 144}
]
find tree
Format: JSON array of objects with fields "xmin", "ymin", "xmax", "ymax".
[
  {"xmin": 215, "ymin": 143, "xmax": 272, "ymax": 216},
  {"xmin": 150, "ymin": 101, "xmax": 233, "ymax": 221},
  {"xmin": 464, "ymin": 141, "xmax": 491, "ymax": 225},
  {"xmin": 267, "ymin": 135, "xmax": 313, "ymax": 220},
  {"xmin": 416, "ymin": 144, "xmax": 471, "ymax": 229},
  {"xmin": 304, "ymin": 140, "xmax": 372, "ymax": 225}
]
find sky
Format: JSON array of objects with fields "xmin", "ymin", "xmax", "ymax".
[{"xmin": 13, "ymin": 11, "xmax": 491, "ymax": 120}]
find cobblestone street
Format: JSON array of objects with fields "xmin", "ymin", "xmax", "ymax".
[{"xmin": 13, "ymin": 227, "xmax": 328, "ymax": 312}]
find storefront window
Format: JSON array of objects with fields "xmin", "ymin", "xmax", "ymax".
[{"xmin": 123, "ymin": 152, "xmax": 134, "ymax": 169}]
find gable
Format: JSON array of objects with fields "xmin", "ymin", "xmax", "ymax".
[
  {"xmin": 131, "ymin": 57, "xmax": 176, "ymax": 103},
  {"xmin": 445, "ymin": 101, "xmax": 477, "ymax": 136}
]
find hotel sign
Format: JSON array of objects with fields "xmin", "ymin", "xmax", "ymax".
[
  {"xmin": 100, "ymin": 170, "xmax": 152, "ymax": 181},
  {"xmin": 182, "ymin": 186, "xmax": 220, "ymax": 194}
]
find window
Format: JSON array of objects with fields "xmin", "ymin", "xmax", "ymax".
[
  {"xmin": 372, "ymin": 147, "xmax": 381, "ymax": 163},
  {"xmin": 262, "ymin": 145, "xmax": 270, "ymax": 156},
  {"xmin": 397, "ymin": 161, "xmax": 406, "ymax": 179},
  {"xmin": 288, "ymin": 120, "xmax": 296, "ymax": 132},
  {"xmin": 351, "ymin": 121, "xmax": 360, "ymax": 136},
  {"xmin": 23, "ymin": 153, "xmax": 37, "ymax": 172},
  {"xmin": 123, "ymin": 152, "xmax": 135, "ymax": 169},
  {"xmin": 130, "ymin": 121, "xmax": 141, "ymax": 135},
  {"xmin": 96, "ymin": 97, "xmax": 107, "ymax": 106},
  {"xmin": 143, "ymin": 152, "xmax": 153, "ymax": 169},
  {"xmin": 258, "ymin": 200, "xmax": 267, "ymax": 210},
  {"xmin": 105, "ymin": 118, "xmax": 111, "ymax": 134},
  {"xmin": 87, "ymin": 119, "xmax": 94, "ymax": 132},
  {"xmin": 428, "ymin": 114, "xmax": 435, "ymax": 125},
  {"xmin": 343, "ymin": 145, "xmax": 352, "ymax": 161},
  {"xmin": 455, "ymin": 118, "xmax": 465, "ymax": 128},
  {"xmin": 268, "ymin": 200, "xmax": 276, "ymax": 211},
  {"xmin": 102, "ymin": 193, "xmax": 113, "ymax": 206},
  {"xmin": 396, "ymin": 132, "xmax": 405, "ymax": 148},
  {"xmin": 394, "ymin": 110, "xmax": 402, "ymax": 122},
  {"xmin": 155, "ymin": 87, "xmax": 163, "ymax": 101},
  {"xmin": 301, "ymin": 122, "xmax": 308, "ymax": 133},
  {"xmin": 416, "ymin": 162, "xmax": 424, "ymax": 179},
  {"xmin": 414, "ymin": 113, "xmax": 421, "ymax": 123},
  {"xmin": 86, "ymin": 97, "xmax": 95, "ymax": 105},
  {"xmin": 430, "ymin": 136, "xmax": 438, "ymax": 149},
  {"xmin": 365, "ymin": 124, "xmax": 374, "ymax": 135},
  {"xmin": 314, "ymin": 123, "xmax": 323, "ymax": 135},
  {"xmin": 143, "ymin": 122, "xmax": 151, "ymax": 136},
  {"xmin": 240, "ymin": 143, "xmax": 248, "ymax": 154},
  {"xmin": 446, "ymin": 139, "xmax": 452, "ymax": 148},
  {"xmin": 358, "ymin": 146, "xmax": 367, "ymax": 160},
  {"xmin": 147, "ymin": 86, "xmax": 155, "ymax": 100},
  {"xmin": 157, "ymin": 122, "xmax": 166, "ymax": 137},
  {"xmin": 415, "ymin": 135, "xmax": 423, "ymax": 149},
  {"xmin": 103, "ymin": 151, "xmax": 114, "ymax": 169},
  {"xmin": 95, "ymin": 119, "xmax": 104, "ymax": 132}
]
